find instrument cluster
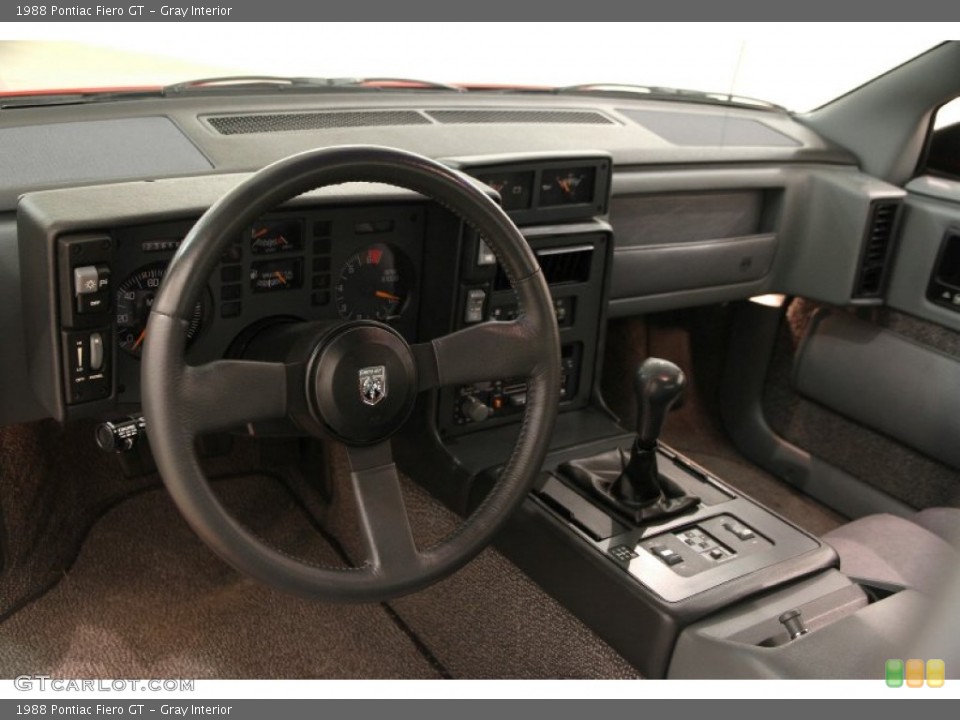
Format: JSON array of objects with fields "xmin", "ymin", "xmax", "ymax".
[{"xmin": 110, "ymin": 203, "xmax": 425, "ymax": 404}]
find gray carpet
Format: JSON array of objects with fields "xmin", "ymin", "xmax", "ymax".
[
  {"xmin": 0, "ymin": 420, "xmax": 265, "ymax": 620},
  {"xmin": 602, "ymin": 313, "xmax": 846, "ymax": 537},
  {"xmin": 313, "ymin": 444, "xmax": 641, "ymax": 680},
  {"xmin": 0, "ymin": 475, "xmax": 441, "ymax": 679},
  {"xmin": 0, "ymin": 468, "xmax": 639, "ymax": 679}
]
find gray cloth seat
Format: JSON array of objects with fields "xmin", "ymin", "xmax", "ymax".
[{"xmin": 824, "ymin": 508, "xmax": 960, "ymax": 593}]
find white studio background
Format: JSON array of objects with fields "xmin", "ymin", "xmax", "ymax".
[{"xmin": 0, "ymin": 22, "xmax": 955, "ymax": 112}]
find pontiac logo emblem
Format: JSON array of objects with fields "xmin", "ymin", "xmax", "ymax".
[{"xmin": 358, "ymin": 366, "xmax": 387, "ymax": 406}]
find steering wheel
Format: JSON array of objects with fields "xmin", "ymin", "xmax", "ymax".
[{"xmin": 141, "ymin": 146, "xmax": 561, "ymax": 603}]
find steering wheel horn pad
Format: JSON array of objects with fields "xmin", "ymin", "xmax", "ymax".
[{"xmin": 307, "ymin": 321, "xmax": 418, "ymax": 445}]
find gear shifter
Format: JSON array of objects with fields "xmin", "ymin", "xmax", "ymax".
[
  {"xmin": 610, "ymin": 358, "xmax": 686, "ymax": 504},
  {"xmin": 558, "ymin": 358, "xmax": 699, "ymax": 524}
]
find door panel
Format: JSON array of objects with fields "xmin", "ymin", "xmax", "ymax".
[{"xmin": 762, "ymin": 298, "xmax": 960, "ymax": 510}]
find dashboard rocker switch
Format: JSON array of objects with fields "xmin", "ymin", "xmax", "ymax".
[
  {"xmin": 464, "ymin": 288, "xmax": 487, "ymax": 324},
  {"xmin": 89, "ymin": 332, "xmax": 104, "ymax": 371},
  {"xmin": 74, "ymin": 265, "xmax": 101, "ymax": 296},
  {"xmin": 74, "ymin": 264, "xmax": 111, "ymax": 314}
]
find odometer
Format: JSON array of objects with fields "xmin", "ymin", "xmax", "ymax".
[
  {"xmin": 115, "ymin": 263, "xmax": 203, "ymax": 359},
  {"xmin": 335, "ymin": 244, "xmax": 413, "ymax": 321}
]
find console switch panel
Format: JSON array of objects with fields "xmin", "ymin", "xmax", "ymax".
[{"xmin": 638, "ymin": 516, "xmax": 772, "ymax": 578}]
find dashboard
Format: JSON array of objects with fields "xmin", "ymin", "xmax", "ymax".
[
  {"xmin": 15, "ymin": 154, "xmax": 616, "ymax": 436},
  {"xmin": 0, "ymin": 90, "xmax": 907, "ymax": 430}
]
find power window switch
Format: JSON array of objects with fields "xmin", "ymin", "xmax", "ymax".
[
  {"xmin": 723, "ymin": 521, "xmax": 756, "ymax": 541},
  {"xmin": 649, "ymin": 544, "xmax": 683, "ymax": 567}
]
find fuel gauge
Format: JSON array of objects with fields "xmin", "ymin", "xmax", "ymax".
[{"xmin": 538, "ymin": 166, "xmax": 596, "ymax": 207}]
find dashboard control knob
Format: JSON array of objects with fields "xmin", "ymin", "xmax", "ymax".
[{"xmin": 460, "ymin": 395, "xmax": 492, "ymax": 423}]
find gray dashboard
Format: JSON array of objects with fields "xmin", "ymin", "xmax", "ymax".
[{"xmin": 0, "ymin": 92, "xmax": 905, "ymax": 426}]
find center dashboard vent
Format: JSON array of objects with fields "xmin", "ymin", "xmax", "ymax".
[
  {"xmin": 853, "ymin": 200, "xmax": 901, "ymax": 299},
  {"xmin": 424, "ymin": 109, "xmax": 616, "ymax": 125},
  {"xmin": 205, "ymin": 110, "xmax": 431, "ymax": 135}
]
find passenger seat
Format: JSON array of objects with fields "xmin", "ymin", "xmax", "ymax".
[{"xmin": 823, "ymin": 508, "xmax": 960, "ymax": 594}]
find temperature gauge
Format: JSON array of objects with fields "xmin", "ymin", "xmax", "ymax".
[
  {"xmin": 249, "ymin": 258, "xmax": 303, "ymax": 293},
  {"xmin": 474, "ymin": 170, "xmax": 533, "ymax": 211}
]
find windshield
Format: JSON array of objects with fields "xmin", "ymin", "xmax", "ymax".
[{"xmin": 0, "ymin": 24, "xmax": 947, "ymax": 112}]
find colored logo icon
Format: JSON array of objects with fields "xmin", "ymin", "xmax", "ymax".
[
  {"xmin": 927, "ymin": 659, "xmax": 945, "ymax": 688},
  {"xmin": 885, "ymin": 659, "xmax": 903, "ymax": 687},
  {"xmin": 886, "ymin": 659, "xmax": 945, "ymax": 687}
]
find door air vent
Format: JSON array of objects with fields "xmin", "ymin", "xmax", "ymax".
[
  {"xmin": 205, "ymin": 110, "xmax": 431, "ymax": 135},
  {"xmin": 424, "ymin": 109, "xmax": 616, "ymax": 125},
  {"xmin": 853, "ymin": 200, "xmax": 900, "ymax": 298}
]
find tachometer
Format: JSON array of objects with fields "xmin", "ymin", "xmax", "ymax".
[
  {"xmin": 335, "ymin": 244, "xmax": 413, "ymax": 321},
  {"xmin": 116, "ymin": 263, "xmax": 203, "ymax": 359}
]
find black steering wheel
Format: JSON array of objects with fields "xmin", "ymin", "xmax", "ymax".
[{"xmin": 141, "ymin": 146, "xmax": 561, "ymax": 603}]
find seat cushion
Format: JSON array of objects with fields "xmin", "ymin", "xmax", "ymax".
[
  {"xmin": 824, "ymin": 512, "xmax": 959, "ymax": 593},
  {"xmin": 912, "ymin": 507, "xmax": 960, "ymax": 548}
]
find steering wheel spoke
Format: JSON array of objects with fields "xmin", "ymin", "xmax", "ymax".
[
  {"xmin": 345, "ymin": 443, "xmax": 421, "ymax": 575},
  {"xmin": 413, "ymin": 316, "xmax": 540, "ymax": 391},
  {"xmin": 181, "ymin": 359, "xmax": 290, "ymax": 434}
]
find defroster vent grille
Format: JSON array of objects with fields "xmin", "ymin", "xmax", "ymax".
[
  {"xmin": 424, "ymin": 109, "xmax": 615, "ymax": 125},
  {"xmin": 206, "ymin": 110, "xmax": 431, "ymax": 135}
]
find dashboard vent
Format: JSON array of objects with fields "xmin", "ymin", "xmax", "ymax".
[
  {"xmin": 854, "ymin": 200, "xmax": 901, "ymax": 298},
  {"xmin": 424, "ymin": 109, "xmax": 615, "ymax": 125},
  {"xmin": 205, "ymin": 110, "xmax": 431, "ymax": 135}
]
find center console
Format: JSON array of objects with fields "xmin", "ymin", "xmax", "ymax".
[{"xmin": 414, "ymin": 154, "xmax": 871, "ymax": 679}]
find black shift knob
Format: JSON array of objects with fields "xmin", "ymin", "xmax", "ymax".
[{"xmin": 634, "ymin": 358, "xmax": 685, "ymax": 449}]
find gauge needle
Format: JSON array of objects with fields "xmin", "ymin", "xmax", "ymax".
[
  {"xmin": 274, "ymin": 271, "xmax": 287, "ymax": 285},
  {"xmin": 375, "ymin": 290, "xmax": 400, "ymax": 301},
  {"xmin": 132, "ymin": 329, "xmax": 147, "ymax": 350}
]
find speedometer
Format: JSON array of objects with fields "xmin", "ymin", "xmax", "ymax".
[
  {"xmin": 335, "ymin": 244, "xmax": 413, "ymax": 322},
  {"xmin": 116, "ymin": 263, "xmax": 204, "ymax": 359}
]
